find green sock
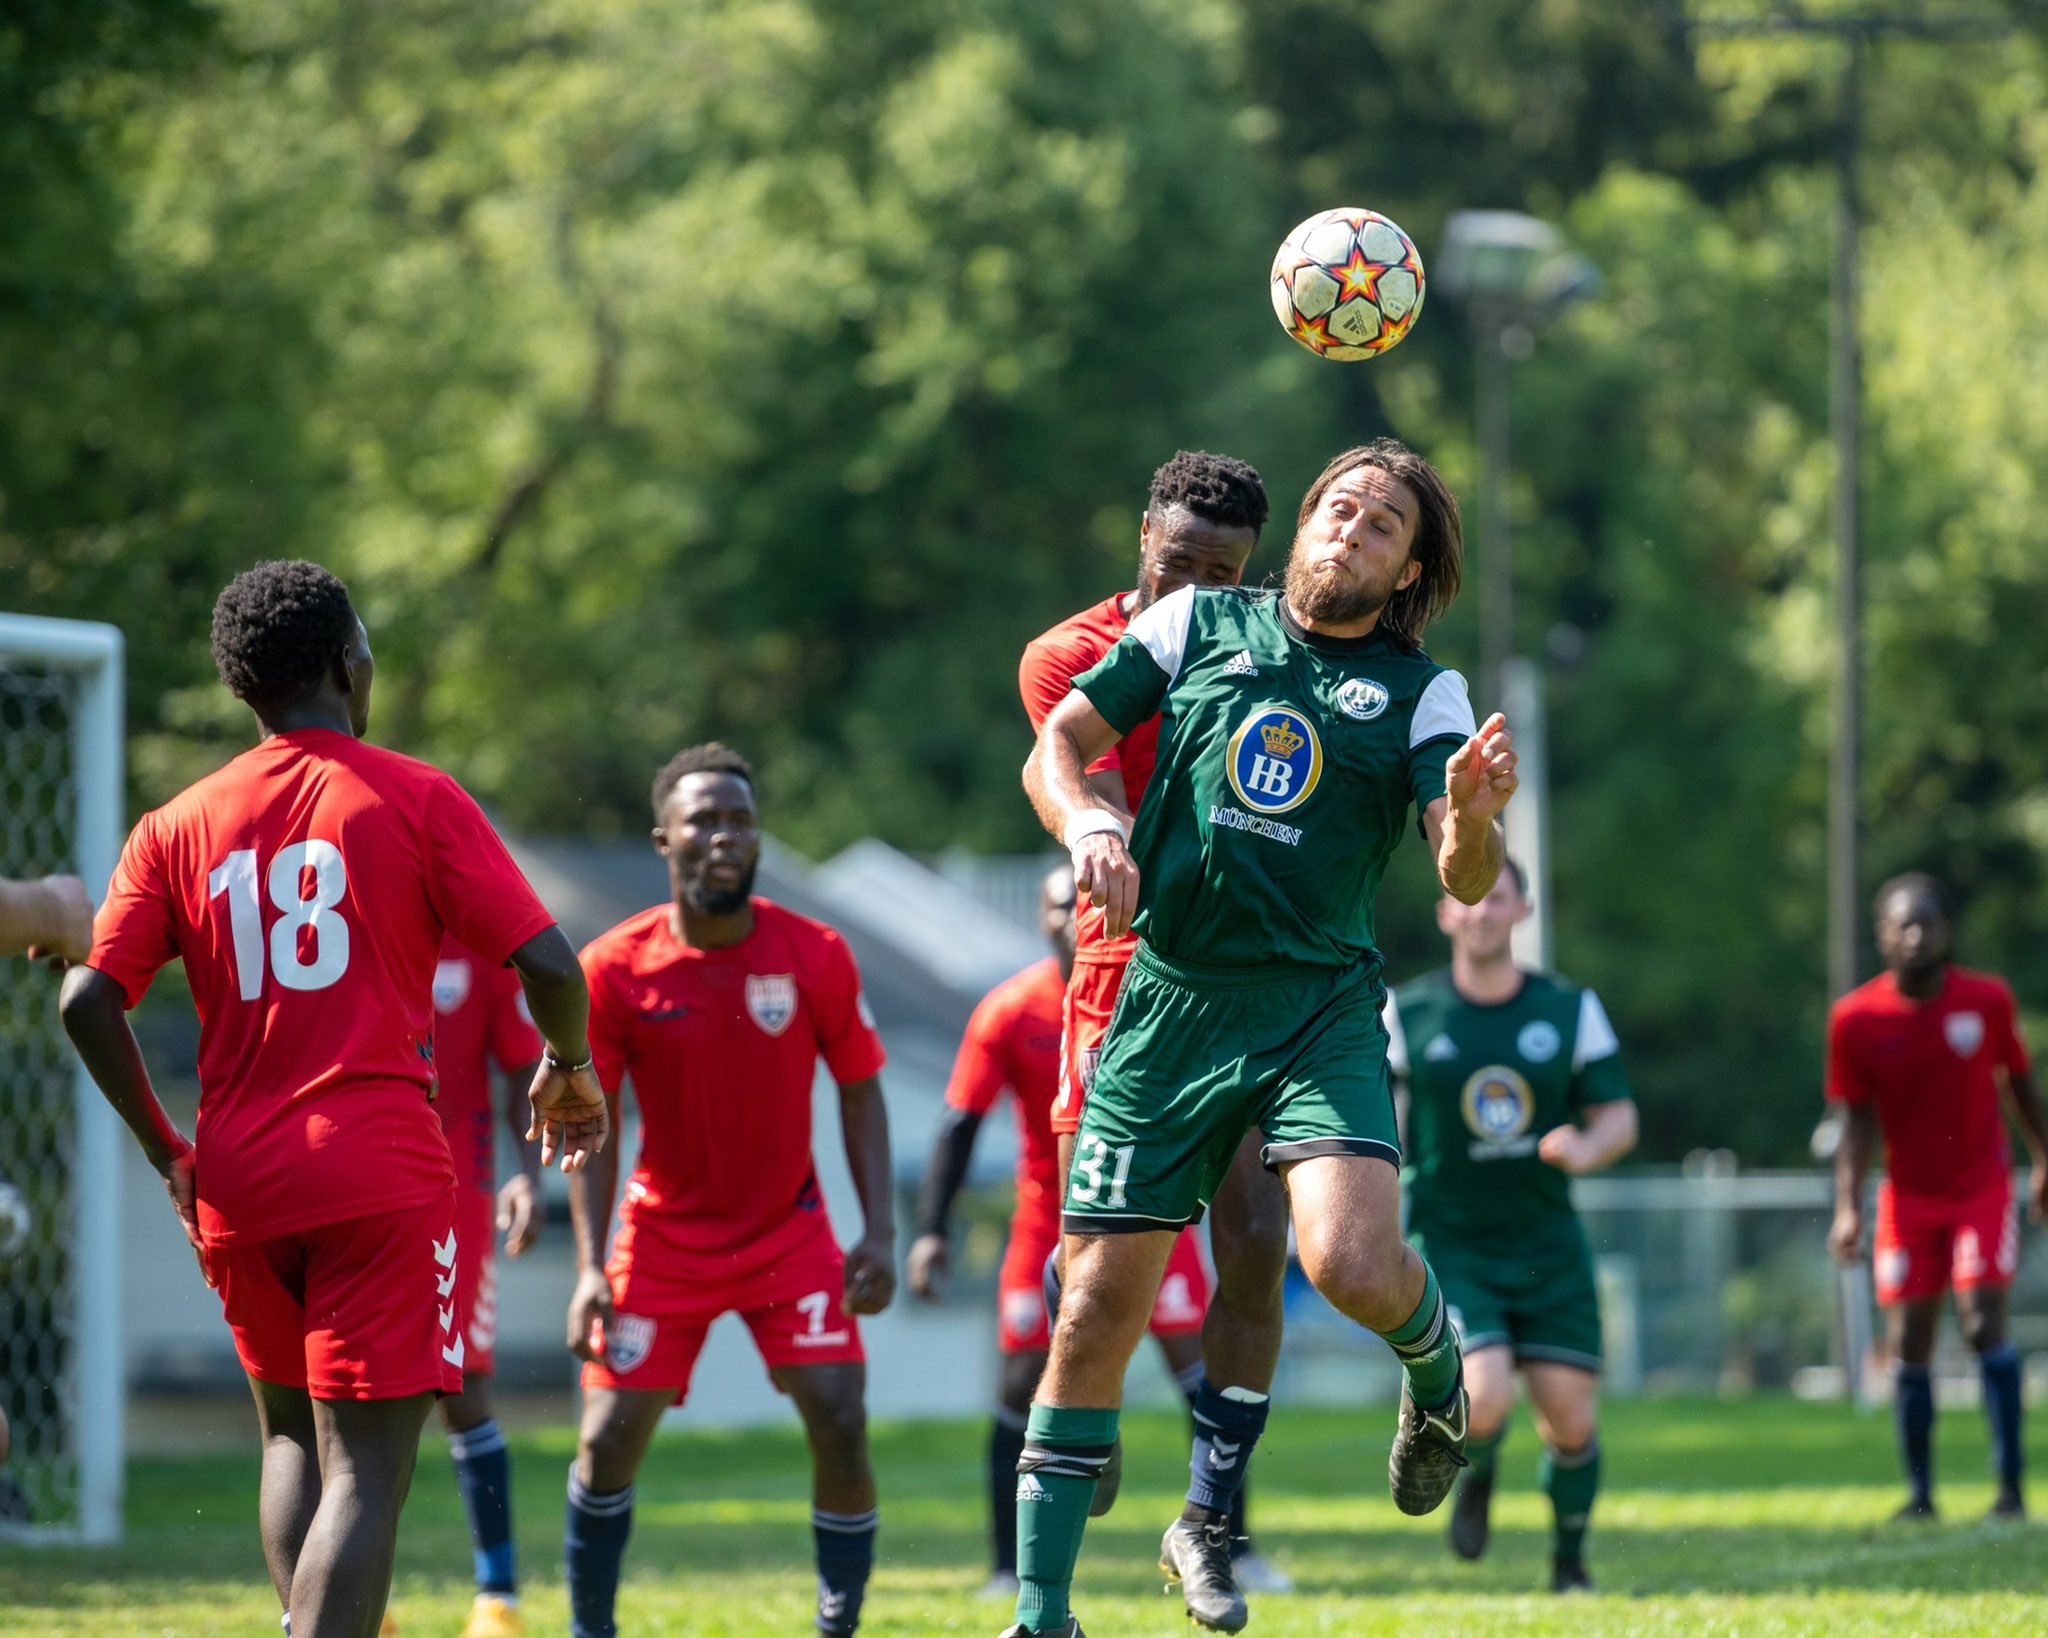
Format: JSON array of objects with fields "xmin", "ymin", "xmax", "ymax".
[
  {"xmin": 1540, "ymin": 1438, "xmax": 1600, "ymax": 1565},
  {"xmin": 1465, "ymin": 1424, "xmax": 1505, "ymax": 1481},
  {"xmin": 1015, "ymin": 1404, "xmax": 1119, "ymax": 1632},
  {"xmin": 1380, "ymin": 1261, "xmax": 1463, "ymax": 1410}
]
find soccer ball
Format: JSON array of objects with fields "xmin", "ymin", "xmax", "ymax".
[{"xmin": 1270, "ymin": 207, "xmax": 1425, "ymax": 361}]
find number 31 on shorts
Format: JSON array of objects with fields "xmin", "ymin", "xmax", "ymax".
[{"xmin": 1069, "ymin": 1135, "xmax": 1135, "ymax": 1209}]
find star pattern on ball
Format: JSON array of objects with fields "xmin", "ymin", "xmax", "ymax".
[{"xmin": 1335, "ymin": 249, "xmax": 1386, "ymax": 305}]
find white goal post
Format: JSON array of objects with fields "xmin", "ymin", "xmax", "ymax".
[{"xmin": 0, "ymin": 612, "xmax": 125, "ymax": 1545}]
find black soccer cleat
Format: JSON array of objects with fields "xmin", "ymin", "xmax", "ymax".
[
  {"xmin": 999, "ymin": 1619, "xmax": 1085, "ymax": 1638},
  {"xmin": 1448, "ymin": 1465, "xmax": 1494, "ymax": 1560},
  {"xmin": 1087, "ymin": 1434, "xmax": 1123, "ymax": 1518},
  {"xmin": 1990, "ymin": 1487, "xmax": 2027, "ymax": 1522},
  {"xmin": 1159, "ymin": 1517, "xmax": 1250, "ymax": 1633},
  {"xmin": 1551, "ymin": 1554, "xmax": 1593, "ymax": 1595},
  {"xmin": 1888, "ymin": 1496, "xmax": 1938, "ymax": 1525},
  {"xmin": 1388, "ymin": 1379, "xmax": 1468, "ymax": 1516}
]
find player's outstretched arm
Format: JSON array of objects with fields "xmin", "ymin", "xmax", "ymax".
[
  {"xmin": 1428, "ymin": 712, "xmax": 1517, "ymax": 904},
  {"xmin": 0, "ymin": 874, "xmax": 94, "ymax": 966},
  {"xmin": 908, "ymin": 1106, "xmax": 984, "ymax": 1300},
  {"xmin": 837, "ymin": 1076, "xmax": 897, "ymax": 1316},
  {"xmin": 1539, "ymin": 1098, "xmax": 1639, "ymax": 1176},
  {"xmin": 1028, "ymin": 691, "xmax": 1141, "ymax": 938},
  {"xmin": 508, "ymin": 926, "xmax": 609, "ymax": 1172},
  {"xmin": 1829, "ymin": 1102, "xmax": 1879, "ymax": 1262}
]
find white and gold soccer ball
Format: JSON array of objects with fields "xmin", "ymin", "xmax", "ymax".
[{"xmin": 1270, "ymin": 207, "xmax": 1425, "ymax": 361}]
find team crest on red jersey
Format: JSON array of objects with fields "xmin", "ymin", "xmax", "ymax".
[
  {"xmin": 603, "ymin": 1312, "xmax": 656, "ymax": 1374},
  {"xmin": 432, "ymin": 957, "xmax": 472, "ymax": 1013},
  {"xmin": 746, "ymin": 973, "xmax": 798, "ymax": 1036},
  {"xmin": 1945, "ymin": 1011, "xmax": 1984, "ymax": 1057}
]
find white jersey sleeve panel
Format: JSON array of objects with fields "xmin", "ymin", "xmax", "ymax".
[
  {"xmin": 1574, "ymin": 989, "xmax": 1622, "ymax": 1070},
  {"xmin": 1410, "ymin": 668, "xmax": 1478, "ymax": 749},
  {"xmin": 1125, "ymin": 586, "xmax": 1197, "ymax": 685},
  {"xmin": 1382, "ymin": 991, "xmax": 1409, "ymax": 1077}
]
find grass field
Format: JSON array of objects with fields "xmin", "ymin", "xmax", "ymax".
[{"xmin": 4, "ymin": 1395, "xmax": 2046, "ymax": 1636}]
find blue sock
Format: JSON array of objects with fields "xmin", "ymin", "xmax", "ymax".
[
  {"xmin": 1981, "ymin": 1344, "xmax": 2025, "ymax": 1493},
  {"xmin": 449, "ymin": 1418, "xmax": 518, "ymax": 1596},
  {"xmin": 565, "ymin": 1468, "xmax": 635, "ymax": 1638},
  {"xmin": 1041, "ymin": 1246, "xmax": 1063, "ymax": 1328},
  {"xmin": 1895, "ymin": 1364, "xmax": 1934, "ymax": 1506},
  {"xmin": 812, "ymin": 1507, "xmax": 878, "ymax": 1636},
  {"xmin": 1183, "ymin": 1378, "xmax": 1270, "ymax": 1523}
]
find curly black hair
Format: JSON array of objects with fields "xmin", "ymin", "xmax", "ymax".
[
  {"xmin": 1149, "ymin": 450, "xmax": 1270, "ymax": 537},
  {"xmin": 210, "ymin": 561, "xmax": 358, "ymax": 708},
  {"xmin": 651, "ymin": 741, "xmax": 755, "ymax": 821}
]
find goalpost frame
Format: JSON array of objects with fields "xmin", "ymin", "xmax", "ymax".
[{"xmin": 0, "ymin": 612, "xmax": 126, "ymax": 1545}]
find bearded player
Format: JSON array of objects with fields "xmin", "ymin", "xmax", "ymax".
[
  {"xmin": 59, "ymin": 561, "xmax": 607, "ymax": 1638},
  {"xmin": 1018, "ymin": 451, "xmax": 1295, "ymax": 1619},
  {"xmin": 1828, "ymin": 872, "xmax": 2046, "ymax": 1521},
  {"xmin": 907, "ymin": 863, "xmax": 1278, "ymax": 1598},
  {"xmin": 1011, "ymin": 439, "xmax": 1516, "ymax": 1638},
  {"xmin": 565, "ymin": 743, "xmax": 895, "ymax": 1638},
  {"xmin": 1386, "ymin": 860, "xmax": 1637, "ymax": 1591}
]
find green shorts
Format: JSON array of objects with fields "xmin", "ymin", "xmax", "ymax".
[
  {"xmin": 1412, "ymin": 1225, "xmax": 1602, "ymax": 1373},
  {"xmin": 1063, "ymin": 945, "xmax": 1397, "ymax": 1235}
]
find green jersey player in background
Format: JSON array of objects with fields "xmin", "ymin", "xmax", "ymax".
[
  {"xmin": 1387, "ymin": 860, "xmax": 1638, "ymax": 1593},
  {"xmin": 1007, "ymin": 439, "xmax": 1519, "ymax": 1638}
]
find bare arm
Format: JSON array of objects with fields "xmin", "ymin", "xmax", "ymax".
[
  {"xmin": 1829, "ymin": 1101, "xmax": 1880, "ymax": 1262},
  {"xmin": 0, "ymin": 875, "xmax": 94, "ymax": 963},
  {"xmin": 837, "ymin": 1076, "xmax": 897, "ymax": 1316},
  {"xmin": 507, "ymin": 926, "xmax": 609, "ymax": 1172},
  {"xmin": 2000, "ymin": 1067, "xmax": 2048, "ymax": 1226},
  {"xmin": 1539, "ymin": 1098, "xmax": 1639, "ymax": 1175},
  {"xmin": 1422, "ymin": 712, "xmax": 1517, "ymax": 904},
  {"xmin": 564, "ymin": 1107, "xmax": 620, "ymax": 1359},
  {"xmin": 908, "ymin": 1106, "xmax": 983, "ymax": 1300},
  {"xmin": 496, "ymin": 1054, "xmax": 545, "ymax": 1256},
  {"xmin": 1025, "ymin": 691, "xmax": 1142, "ymax": 937}
]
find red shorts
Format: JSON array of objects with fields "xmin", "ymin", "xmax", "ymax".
[
  {"xmin": 1873, "ymin": 1177, "xmax": 2019, "ymax": 1306},
  {"xmin": 209, "ymin": 1187, "xmax": 465, "ymax": 1400},
  {"xmin": 581, "ymin": 1212, "xmax": 865, "ymax": 1402},
  {"xmin": 1055, "ymin": 958, "xmax": 1132, "ymax": 1137},
  {"xmin": 453, "ymin": 1189, "xmax": 499, "ymax": 1377},
  {"xmin": 996, "ymin": 1214, "xmax": 1213, "ymax": 1354}
]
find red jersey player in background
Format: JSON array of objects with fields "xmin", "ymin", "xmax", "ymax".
[
  {"xmin": 1827, "ymin": 872, "xmax": 2047, "ymax": 1521},
  {"xmin": 59, "ymin": 561, "xmax": 607, "ymax": 1638},
  {"xmin": 564, "ymin": 743, "xmax": 895, "ymax": 1638},
  {"xmin": 425, "ymin": 932, "xmax": 545, "ymax": 1637},
  {"xmin": 908, "ymin": 863, "xmax": 1278, "ymax": 1600},
  {"xmin": 1016, "ymin": 451, "xmax": 1294, "ymax": 1615}
]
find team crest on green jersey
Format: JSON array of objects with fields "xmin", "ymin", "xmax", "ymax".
[
  {"xmin": 1461, "ymin": 1065, "xmax": 1536, "ymax": 1152},
  {"xmin": 1334, "ymin": 677, "xmax": 1390, "ymax": 721},
  {"xmin": 1226, "ymin": 706, "xmax": 1323, "ymax": 814}
]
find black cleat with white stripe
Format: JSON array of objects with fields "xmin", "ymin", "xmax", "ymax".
[{"xmin": 1388, "ymin": 1379, "xmax": 1469, "ymax": 1517}]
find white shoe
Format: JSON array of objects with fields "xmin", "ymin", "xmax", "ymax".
[
  {"xmin": 978, "ymin": 1570, "xmax": 1021, "ymax": 1601},
  {"xmin": 1231, "ymin": 1549, "xmax": 1296, "ymax": 1595}
]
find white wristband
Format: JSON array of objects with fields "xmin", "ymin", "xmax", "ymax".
[{"xmin": 1062, "ymin": 809, "xmax": 1130, "ymax": 851}]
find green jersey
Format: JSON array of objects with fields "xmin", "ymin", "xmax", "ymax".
[
  {"xmin": 1388, "ymin": 967, "xmax": 1632, "ymax": 1245},
  {"xmin": 1074, "ymin": 587, "xmax": 1475, "ymax": 972}
]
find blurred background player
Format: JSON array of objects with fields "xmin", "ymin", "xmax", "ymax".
[
  {"xmin": 422, "ymin": 933, "xmax": 546, "ymax": 1637},
  {"xmin": 1385, "ymin": 860, "xmax": 1637, "ymax": 1593},
  {"xmin": 907, "ymin": 863, "xmax": 1280, "ymax": 1600},
  {"xmin": 1016, "ymin": 450, "xmax": 1294, "ymax": 1604},
  {"xmin": 565, "ymin": 743, "xmax": 896, "ymax": 1638},
  {"xmin": 1827, "ymin": 872, "xmax": 2046, "ymax": 1522},
  {"xmin": 57, "ymin": 560, "xmax": 607, "ymax": 1638}
]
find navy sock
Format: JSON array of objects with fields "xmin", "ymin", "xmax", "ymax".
[
  {"xmin": 1981, "ymin": 1344, "xmax": 2025, "ymax": 1493},
  {"xmin": 1042, "ymin": 1246, "xmax": 1063, "ymax": 1328},
  {"xmin": 1895, "ymin": 1364, "xmax": 1935, "ymax": 1506},
  {"xmin": 449, "ymin": 1418, "xmax": 518, "ymax": 1596},
  {"xmin": 813, "ymin": 1507, "xmax": 878, "ymax": 1636},
  {"xmin": 1183, "ymin": 1378, "xmax": 1271, "ymax": 1522},
  {"xmin": 565, "ymin": 1469, "xmax": 635, "ymax": 1638},
  {"xmin": 990, "ymin": 1407, "xmax": 1028, "ymax": 1574}
]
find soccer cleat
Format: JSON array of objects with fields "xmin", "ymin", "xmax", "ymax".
[
  {"xmin": 998, "ymin": 1619, "xmax": 1084, "ymax": 1638},
  {"xmin": 459, "ymin": 1593, "xmax": 526, "ymax": 1638},
  {"xmin": 977, "ymin": 1570, "xmax": 1021, "ymax": 1601},
  {"xmin": 1990, "ymin": 1488, "xmax": 2027, "ymax": 1522},
  {"xmin": 1086, "ymin": 1434, "xmax": 1123, "ymax": 1517},
  {"xmin": 1388, "ymin": 1380, "xmax": 1468, "ymax": 1517},
  {"xmin": 1159, "ymin": 1517, "xmax": 1249, "ymax": 1633},
  {"xmin": 1551, "ymin": 1555, "xmax": 1593, "ymax": 1595},
  {"xmin": 1888, "ymin": 1496, "xmax": 1938, "ymax": 1524},
  {"xmin": 378, "ymin": 1613, "xmax": 398, "ymax": 1636},
  {"xmin": 1229, "ymin": 1546, "xmax": 1295, "ymax": 1595},
  {"xmin": 1448, "ymin": 1465, "xmax": 1494, "ymax": 1561}
]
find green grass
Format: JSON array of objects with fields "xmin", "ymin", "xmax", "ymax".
[{"xmin": 5, "ymin": 1396, "xmax": 2047, "ymax": 1635}]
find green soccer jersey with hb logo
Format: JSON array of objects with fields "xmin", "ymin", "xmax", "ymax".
[
  {"xmin": 1386, "ymin": 968, "xmax": 1631, "ymax": 1367},
  {"xmin": 1060, "ymin": 586, "xmax": 1477, "ymax": 1232}
]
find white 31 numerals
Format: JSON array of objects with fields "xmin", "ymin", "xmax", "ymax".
[
  {"xmin": 208, "ymin": 841, "xmax": 352, "ymax": 1000},
  {"xmin": 1068, "ymin": 1134, "xmax": 1135, "ymax": 1210}
]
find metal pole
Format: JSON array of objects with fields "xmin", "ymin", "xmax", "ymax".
[
  {"xmin": 1827, "ymin": 37, "xmax": 1864, "ymax": 1004},
  {"xmin": 1476, "ymin": 318, "xmax": 1513, "ymax": 716}
]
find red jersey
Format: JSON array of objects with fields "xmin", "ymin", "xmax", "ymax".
[
  {"xmin": 582, "ymin": 898, "xmax": 886, "ymax": 1268},
  {"xmin": 432, "ymin": 933, "xmax": 544, "ymax": 1198},
  {"xmin": 1019, "ymin": 594, "xmax": 1160, "ymax": 966},
  {"xmin": 944, "ymin": 957, "xmax": 1066, "ymax": 1235},
  {"xmin": 1827, "ymin": 966, "xmax": 2033, "ymax": 1201},
  {"xmin": 89, "ymin": 730, "xmax": 556, "ymax": 1245}
]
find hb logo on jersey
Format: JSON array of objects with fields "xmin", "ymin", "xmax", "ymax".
[{"xmin": 1226, "ymin": 707, "xmax": 1323, "ymax": 815}]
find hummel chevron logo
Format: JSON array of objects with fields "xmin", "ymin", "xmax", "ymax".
[
  {"xmin": 440, "ymin": 1302, "xmax": 457, "ymax": 1333},
  {"xmin": 1207, "ymin": 1437, "xmax": 1242, "ymax": 1470},
  {"xmin": 1221, "ymin": 649, "xmax": 1259, "ymax": 677},
  {"xmin": 433, "ymin": 1229, "xmax": 458, "ymax": 1268},
  {"xmin": 443, "ymin": 1333, "xmax": 466, "ymax": 1369}
]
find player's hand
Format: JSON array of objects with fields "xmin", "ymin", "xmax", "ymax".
[
  {"xmin": 1071, "ymin": 829, "xmax": 1141, "ymax": 941},
  {"xmin": 906, "ymin": 1232, "xmax": 949, "ymax": 1302},
  {"xmin": 527, "ymin": 1057, "xmax": 610, "ymax": 1173},
  {"xmin": 24, "ymin": 875, "xmax": 94, "ymax": 970},
  {"xmin": 1444, "ymin": 713, "xmax": 1518, "ymax": 826},
  {"xmin": 157, "ymin": 1144, "xmax": 210, "ymax": 1287},
  {"xmin": 568, "ymin": 1267, "xmax": 617, "ymax": 1362},
  {"xmin": 497, "ymin": 1173, "xmax": 542, "ymax": 1258},
  {"xmin": 1828, "ymin": 1204, "xmax": 1866, "ymax": 1265},
  {"xmin": 1537, "ymin": 1126, "xmax": 1592, "ymax": 1175},
  {"xmin": 843, "ymin": 1235, "xmax": 896, "ymax": 1317}
]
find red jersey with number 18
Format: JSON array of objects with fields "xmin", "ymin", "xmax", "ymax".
[{"xmin": 88, "ymin": 730, "xmax": 557, "ymax": 1246}]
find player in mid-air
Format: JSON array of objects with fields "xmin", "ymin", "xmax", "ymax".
[
  {"xmin": 1827, "ymin": 872, "xmax": 2046, "ymax": 1521},
  {"xmin": 908, "ymin": 863, "xmax": 1277, "ymax": 1598},
  {"xmin": 1009, "ymin": 439, "xmax": 1517, "ymax": 1638},
  {"xmin": 1018, "ymin": 450, "xmax": 1295, "ymax": 1624},
  {"xmin": 421, "ymin": 933, "xmax": 547, "ymax": 1637},
  {"xmin": 58, "ymin": 560, "xmax": 608, "ymax": 1638},
  {"xmin": 1385, "ymin": 860, "xmax": 1637, "ymax": 1592},
  {"xmin": 564, "ymin": 743, "xmax": 896, "ymax": 1638}
]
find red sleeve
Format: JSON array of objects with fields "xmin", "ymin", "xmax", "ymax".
[
  {"xmin": 421, "ymin": 777, "xmax": 557, "ymax": 965},
  {"xmin": 1020, "ymin": 629, "xmax": 1121, "ymax": 777},
  {"xmin": 581, "ymin": 945, "xmax": 632, "ymax": 1098},
  {"xmin": 485, "ymin": 961, "xmax": 544, "ymax": 1073},
  {"xmin": 811, "ymin": 929, "xmax": 887, "ymax": 1086},
  {"xmin": 1825, "ymin": 1003, "xmax": 1869, "ymax": 1105},
  {"xmin": 1994, "ymin": 982, "xmax": 2033, "ymax": 1078},
  {"xmin": 944, "ymin": 989, "xmax": 1014, "ymax": 1116},
  {"xmin": 87, "ymin": 813, "xmax": 181, "ymax": 1010}
]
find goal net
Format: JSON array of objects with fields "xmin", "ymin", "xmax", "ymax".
[{"xmin": 0, "ymin": 613, "xmax": 125, "ymax": 1544}]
